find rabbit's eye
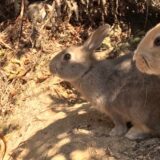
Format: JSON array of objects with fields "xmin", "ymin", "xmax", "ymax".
[
  {"xmin": 154, "ymin": 36, "xmax": 160, "ymax": 46},
  {"xmin": 63, "ymin": 53, "xmax": 71, "ymax": 61}
]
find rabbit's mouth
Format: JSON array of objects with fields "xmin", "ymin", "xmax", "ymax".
[
  {"xmin": 141, "ymin": 56, "xmax": 150, "ymax": 69},
  {"xmin": 135, "ymin": 53, "xmax": 151, "ymax": 73}
]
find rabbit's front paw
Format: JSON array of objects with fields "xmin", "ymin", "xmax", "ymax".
[
  {"xmin": 125, "ymin": 126, "xmax": 151, "ymax": 140},
  {"xmin": 109, "ymin": 125, "xmax": 128, "ymax": 136}
]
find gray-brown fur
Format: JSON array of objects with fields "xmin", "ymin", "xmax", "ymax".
[
  {"xmin": 27, "ymin": 2, "xmax": 52, "ymax": 24},
  {"xmin": 50, "ymin": 24, "xmax": 160, "ymax": 140},
  {"xmin": 27, "ymin": 2, "xmax": 52, "ymax": 48}
]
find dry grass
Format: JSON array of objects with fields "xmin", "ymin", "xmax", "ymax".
[{"xmin": 0, "ymin": 15, "xmax": 142, "ymax": 120}]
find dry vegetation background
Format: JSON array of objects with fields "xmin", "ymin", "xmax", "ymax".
[
  {"xmin": 0, "ymin": 0, "xmax": 160, "ymax": 159},
  {"xmin": 1, "ymin": 0, "xmax": 160, "ymax": 117}
]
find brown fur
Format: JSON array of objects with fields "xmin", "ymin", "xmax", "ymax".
[
  {"xmin": 134, "ymin": 23, "xmax": 160, "ymax": 75},
  {"xmin": 27, "ymin": 2, "xmax": 52, "ymax": 24},
  {"xmin": 50, "ymin": 25, "xmax": 160, "ymax": 140}
]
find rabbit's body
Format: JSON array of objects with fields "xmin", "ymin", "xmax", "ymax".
[
  {"xmin": 50, "ymin": 25, "xmax": 160, "ymax": 140},
  {"xmin": 73, "ymin": 53, "xmax": 160, "ymax": 136},
  {"xmin": 27, "ymin": 2, "xmax": 52, "ymax": 24},
  {"xmin": 134, "ymin": 23, "xmax": 160, "ymax": 75}
]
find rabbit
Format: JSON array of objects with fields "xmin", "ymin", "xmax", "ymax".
[
  {"xmin": 133, "ymin": 23, "xmax": 160, "ymax": 75},
  {"xmin": 27, "ymin": 2, "xmax": 52, "ymax": 24},
  {"xmin": 49, "ymin": 24, "xmax": 160, "ymax": 140},
  {"xmin": 27, "ymin": 2, "xmax": 53, "ymax": 48}
]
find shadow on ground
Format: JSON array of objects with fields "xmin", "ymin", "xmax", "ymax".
[{"xmin": 9, "ymin": 93, "xmax": 160, "ymax": 160}]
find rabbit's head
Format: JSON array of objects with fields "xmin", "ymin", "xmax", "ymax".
[
  {"xmin": 49, "ymin": 24, "xmax": 110, "ymax": 82},
  {"xmin": 134, "ymin": 23, "xmax": 160, "ymax": 75}
]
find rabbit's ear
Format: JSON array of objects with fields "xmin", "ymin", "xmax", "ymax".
[{"xmin": 83, "ymin": 24, "xmax": 110, "ymax": 52}]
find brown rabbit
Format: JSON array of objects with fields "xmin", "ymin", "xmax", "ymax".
[
  {"xmin": 50, "ymin": 24, "xmax": 160, "ymax": 140},
  {"xmin": 27, "ymin": 2, "xmax": 52, "ymax": 24},
  {"xmin": 134, "ymin": 23, "xmax": 160, "ymax": 75},
  {"xmin": 27, "ymin": 2, "xmax": 53, "ymax": 48}
]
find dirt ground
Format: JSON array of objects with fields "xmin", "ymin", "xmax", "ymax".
[{"xmin": 0, "ymin": 58, "xmax": 160, "ymax": 160}]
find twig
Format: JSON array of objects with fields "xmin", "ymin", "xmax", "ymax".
[
  {"xmin": 17, "ymin": 0, "xmax": 25, "ymax": 46},
  {"xmin": 144, "ymin": 0, "xmax": 150, "ymax": 29},
  {"xmin": 0, "ymin": 134, "xmax": 7, "ymax": 160},
  {"xmin": 0, "ymin": 38, "xmax": 13, "ymax": 50}
]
